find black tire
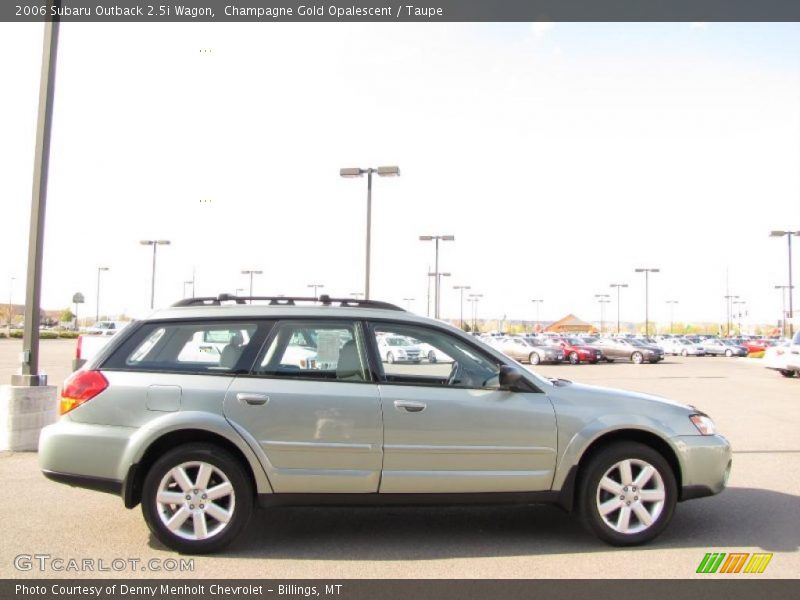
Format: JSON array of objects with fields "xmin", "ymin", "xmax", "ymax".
[
  {"xmin": 681, "ymin": 349, "xmax": 688, "ymax": 357},
  {"xmin": 428, "ymin": 350, "xmax": 437, "ymax": 363},
  {"xmin": 632, "ymin": 352, "xmax": 644, "ymax": 365},
  {"xmin": 605, "ymin": 358, "xmax": 614, "ymax": 363},
  {"xmin": 530, "ymin": 352, "xmax": 541, "ymax": 365},
  {"xmin": 779, "ymin": 369, "xmax": 796, "ymax": 378},
  {"xmin": 387, "ymin": 352, "xmax": 395, "ymax": 364},
  {"xmin": 589, "ymin": 359, "xmax": 599, "ymax": 364},
  {"xmin": 725, "ymin": 349, "xmax": 733, "ymax": 357},
  {"xmin": 577, "ymin": 441, "xmax": 677, "ymax": 546},
  {"xmin": 569, "ymin": 352, "xmax": 580, "ymax": 365},
  {"xmin": 141, "ymin": 443, "xmax": 253, "ymax": 554}
]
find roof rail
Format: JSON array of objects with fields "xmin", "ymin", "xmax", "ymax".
[{"xmin": 171, "ymin": 293, "xmax": 405, "ymax": 311}]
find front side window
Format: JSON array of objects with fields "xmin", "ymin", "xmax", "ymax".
[
  {"xmin": 115, "ymin": 321, "xmax": 259, "ymax": 373},
  {"xmin": 256, "ymin": 320, "xmax": 368, "ymax": 382},
  {"xmin": 371, "ymin": 323, "xmax": 501, "ymax": 389}
]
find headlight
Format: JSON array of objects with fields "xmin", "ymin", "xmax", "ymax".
[{"xmin": 690, "ymin": 414, "xmax": 716, "ymax": 435}]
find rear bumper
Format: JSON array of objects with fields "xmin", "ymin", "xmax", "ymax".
[
  {"xmin": 42, "ymin": 470, "xmax": 122, "ymax": 496},
  {"xmin": 674, "ymin": 434, "xmax": 732, "ymax": 501}
]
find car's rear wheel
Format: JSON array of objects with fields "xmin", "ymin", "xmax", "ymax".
[
  {"xmin": 428, "ymin": 350, "xmax": 437, "ymax": 363},
  {"xmin": 530, "ymin": 352, "xmax": 541, "ymax": 365},
  {"xmin": 631, "ymin": 352, "xmax": 644, "ymax": 364},
  {"xmin": 387, "ymin": 352, "xmax": 395, "ymax": 364},
  {"xmin": 578, "ymin": 442, "xmax": 677, "ymax": 546},
  {"xmin": 569, "ymin": 352, "xmax": 580, "ymax": 365},
  {"xmin": 725, "ymin": 349, "xmax": 733, "ymax": 357},
  {"xmin": 681, "ymin": 349, "xmax": 688, "ymax": 357},
  {"xmin": 779, "ymin": 369, "xmax": 796, "ymax": 378},
  {"xmin": 141, "ymin": 443, "xmax": 253, "ymax": 554}
]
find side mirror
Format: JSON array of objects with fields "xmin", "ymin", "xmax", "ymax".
[{"xmin": 499, "ymin": 365, "xmax": 526, "ymax": 390}]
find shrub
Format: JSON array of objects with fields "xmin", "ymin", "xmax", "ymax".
[
  {"xmin": 58, "ymin": 331, "xmax": 79, "ymax": 339},
  {"xmin": 9, "ymin": 330, "xmax": 23, "ymax": 339},
  {"xmin": 39, "ymin": 330, "xmax": 58, "ymax": 339}
]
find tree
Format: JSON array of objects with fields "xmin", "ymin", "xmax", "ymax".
[{"xmin": 59, "ymin": 308, "xmax": 74, "ymax": 323}]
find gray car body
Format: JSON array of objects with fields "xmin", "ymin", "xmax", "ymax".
[{"xmin": 39, "ymin": 304, "xmax": 730, "ymax": 510}]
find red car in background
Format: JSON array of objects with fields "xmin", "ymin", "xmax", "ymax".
[
  {"xmin": 732, "ymin": 338, "xmax": 771, "ymax": 354},
  {"xmin": 550, "ymin": 336, "xmax": 603, "ymax": 364}
]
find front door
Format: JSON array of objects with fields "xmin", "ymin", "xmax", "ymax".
[
  {"xmin": 369, "ymin": 322, "xmax": 557, "ymax": 494},
  {"xmin": 224, "ymin": 319, "xmax": 383, "ymax": 493}
]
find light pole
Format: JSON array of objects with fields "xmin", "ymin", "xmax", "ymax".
[
  {"xmin": 340, "ymin": 165, "xmax": 400, "ymax": 300},
  {"xmin": 634, "ymin": 268, "xmax": 659, "ymax": 337},
  {"xmin": 307, "ymin": 283, "xmax": 324, "ymax": 299},
  {"xmin": 530, "ymin": 299, "xmax": 543, "ymax": 334},
  {"xmin": 95, "ymin": 267, "xmax": 109, "ymax": 322},
  {"xmin": 183, "ymin": 280, "xmax": 194, "ymax": 298},
  {"xmin": 241, "ymin": 269, "xmax": 263, "ymax": 300},
  {"xmin": 723, "ymin": 294, "xmax": 739, "ymax": 337},
  {"xmin": 235, "ymin": 288, "xmax": 245, "ymax": 297},
  {"xmin": 140, "ymin": 240, "xmax": 171, "ymax": 309},
  {"xmin": 594, "ymin": 294, "xmax": 610, "ymax": 334},
  {"xmin": 427, "ymin": 271, "xmax": 450, "ymax": 319},
  {"xmin": 770, "ymin": 230, "xmax": 799, "ymax": 337},
  {"xmin": 426, "ymin": 268, "xmax": 434, "ymax": 317},
  {"xmin": 775, "ymin": 285, "xmax": 793, "ymax": 338},
  {"xmin": 468, "ymin": 293, "xmax": 483, "ymax": 332},
  {"xmin": 453, "ymin": 285, "xmax": 471, "ymax": 329},
  {"xmin": 402, "ymin": 297, "xmax": 415, "ymax": 311},
  {"xmin": 666, "ymin": 300, "xmax": 679, "ymax": 335},
  {"xmin": 732, "ymin": 300, "xmax": 746, "ymax": 335},
  {"xmin": 419, "ymin": 235, "xmax": 455, "ymax": 319},
  {"xmin": 610, "ymin": 283, "xmax": 628, "ymax": 334}
]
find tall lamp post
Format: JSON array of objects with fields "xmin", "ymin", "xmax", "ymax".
[
  {"xmin": 723, "ymin": 294, "xmax": 739, "ymax": 337},
  {"xmin": 594, "ymin": 294, "xmax": 610, "ymax": 334},
  {"xmin": 140, "ymin": 240, "xmax": 171, "ymax": 309},
  {"xmin": 634, "ymin": 268, "xmax": 659, "ymax": 337},
  {"xmin": 770, "ymin": 230, "xmax": 799, "ymax": 337},
  {"xmin": 183, "ymin": 280, "xmax": 194, "ymax": 298},
  {"xmin": 468, "ymin": 293, "xmax": 483, "ymax": 332},
  {"xmin": 775, "ymin": 285, "xmax": 793, "ymax": 338},
  {"xmin": 609, "ymin": 283, "xmax": 628, "ymax": 334},
  {"xmin": 453, "ymin": 285, "xmax": 471, "ymax": 329},
  {"xmin": 427, "ymin": 271, "xmax": 450, "ymax": 318},
  {"xmin": 666, "ymin": 300, "xmax": 679, "ymax": 335},
  {"xmin": 419, "ymin": 235, "xmax": 455, "ymax": 319},
  {"xmin": 732, "ymin": 300, "xmax": 746, "ymax": 335},
  {"xmin": 340, "ymin": 165, "xmax": 400, "ymax": 300},
  {"xmin": 240, "ymin": 269, "xmax": 263, "ymax": 300},
  {"xmin": 95, "ymin": 266, "xmax": 109, "ymax": 322},
  {"xmin": 307, "ymin": 283, "xmax": 325, "ymax": 299},
  {"xmin": 530, "ymin": 298, "xmax": 543, "ymax": 334}
]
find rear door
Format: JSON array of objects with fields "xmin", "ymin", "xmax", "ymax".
[{"xmin": 223, "ymin": 319, "xmax": 383, "ymax": 493}]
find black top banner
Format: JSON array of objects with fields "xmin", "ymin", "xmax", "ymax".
[{"xmin": 5, "ymin": 0, "xmax": 800, "ymax": 22}]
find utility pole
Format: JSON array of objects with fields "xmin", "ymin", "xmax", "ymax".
[{"xmin": 609, "ymin": 283, "xmax": 628, "ymax": 334}]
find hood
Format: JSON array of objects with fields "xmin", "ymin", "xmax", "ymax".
[{"xmin": 551, "ymin": 380, "xmax": 692, "ymax": 412}]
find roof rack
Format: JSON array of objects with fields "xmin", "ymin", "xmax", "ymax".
[{"xmin": 171, "ymin": 293, "xmax": 405, "ymax": 311}]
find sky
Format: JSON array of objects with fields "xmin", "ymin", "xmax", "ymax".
[{"xmin": 1, "ymin": 22, "xmax": 799, "ymax": 327}]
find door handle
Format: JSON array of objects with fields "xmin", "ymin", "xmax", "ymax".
[
  {"xmin": 237, "ymin": 393, "xmax": 270, "ymax": 406},
  {"xmin": 394, "ymin": 400, "xmax": 426, "ymax": 413}
]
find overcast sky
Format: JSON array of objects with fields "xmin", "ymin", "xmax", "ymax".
[{"xmin": 1, "ymin": 22, "xmax": 799, "ymax": 326}]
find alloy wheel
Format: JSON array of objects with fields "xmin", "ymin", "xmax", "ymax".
[{"xmin": 595, "ymin": 458, "xmax": 666, "ymax": 535}]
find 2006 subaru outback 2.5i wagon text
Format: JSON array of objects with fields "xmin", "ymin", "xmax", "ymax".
[{"xmin": 39, "ymin": 295, "xmax": 732, "ymax": 553}]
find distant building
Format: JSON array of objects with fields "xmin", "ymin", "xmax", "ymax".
[{"xmin": 545, "ymin": 314, "xmax": 594, "ymax": 333}]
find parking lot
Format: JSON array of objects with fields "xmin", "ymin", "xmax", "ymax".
[{"xmin": 1, "ymin": 338, "xmax": 798, "ymax": 578}]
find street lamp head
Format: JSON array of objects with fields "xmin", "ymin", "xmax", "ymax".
[
  {"xmin": 376, "ymin": 166, "xmax": 400, "ymax": 177},
  {"xmin": 419, "ymin": 235, "xmax": 433, "ymax": 241},
  {"xmin": 769, "ymin": 230, "xmax": 788, "ymax": 237},
  {"xmin": 139, "ymin": 240, "xmax": 154, "ymax": 246},
  {"xmin": 441, "ymin": 235, "xmax": 455, "ymax": 241},
  {"xmin": 98, "ymin": 267, "xmax": 109, "ymax": 272},
  {"xmin": 339, "ymin": 167, "xmax": 364, "ymax": 178},
  {"xmin": 156, "ymin": 240, "xmax": 171, "ymax": 246},
  {"xmin": 610, "ymin": 283, "xmax": 628, "ymax": 288},
  {"xmin": 440, "ymin": 272, "xmax": 452, "ymax": 277}
]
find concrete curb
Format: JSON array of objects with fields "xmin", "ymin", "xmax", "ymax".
[{"xmin": 0, "ymin": 384, "xmax": 58, "ymax": 451}]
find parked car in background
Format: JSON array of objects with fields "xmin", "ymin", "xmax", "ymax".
[
  {"xmin": 85, "ymin": 320, "xmax": 129, "ymax": 335},
  {"xmin": 731, "ymin": 338, "xmax": 770, "ymax": 354},
  {"xmin": 701, "ymin": 339, "xmax": 747, "ymax": 357},
  {"xmin": 416, "ymin": 340, "xmax": 453, "ymax": 363},
  {"xmin": 550, "ymin": 336, "xmax": 603, "ymax": 364},
  {"xmin": 592, "ymin": 338, "xmax": 664, "ymax": 364},
  {"xmin": 377, "ymin": 334, "xmax": 422, "ymax": 363},
  {"xmin": 492, "ymin": 336, "xmax": 564, "ymax": 364},
  {"xmin": 763, "ymin": 333, "xmax": 800, "ymax": 377},
  {"xmin": 660, "ymin": 338, "xmax": 706, "ymax": 357}
]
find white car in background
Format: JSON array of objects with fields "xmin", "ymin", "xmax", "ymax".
[
  {"xmin": 377, "ymin": 335, "xmax": 423, "ymax": 363},
  {"xmin": 763, "ymin": 333, "xmax": 800, "ymax": 378},
  {"xmin": 661, "ymin": 338, "xmax": 706, "ymax": 357},
  {"xmin": 415, "ymin": 341, "xmax": 453, "ymax": 363}
]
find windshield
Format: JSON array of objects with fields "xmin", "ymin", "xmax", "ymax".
[
  {"xmin": 567, "ymin": 338, "xmax": 583, "ymax": 345},
  {"xmin": 386, "ymin": 337, "xmax": 411, "ymax": 346}
]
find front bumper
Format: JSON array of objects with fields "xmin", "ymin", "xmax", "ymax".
[{"xmin": 674, "ymin": 434, "xmax": 732, "ymax": 501}]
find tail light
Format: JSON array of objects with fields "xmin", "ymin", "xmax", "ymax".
[{"xmin": 60, "ymin": 370, "xmax": 108, "ymax": 415}]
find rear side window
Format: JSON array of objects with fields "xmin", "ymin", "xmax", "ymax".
[{"xmin": 106, "ymin": 321, "xmax": 262, "ymax": 373}]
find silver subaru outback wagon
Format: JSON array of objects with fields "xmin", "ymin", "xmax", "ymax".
[{"xmin": 39, "ymin": 295, "xmax": 731, "ymax": 553}]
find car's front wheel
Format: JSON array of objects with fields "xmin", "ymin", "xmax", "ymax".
[
  {"xmin": 631, "ymin": 351, "xmax": 644, "ymax": 364},
  {"xmin": 725, "ymin": 349, "xmax": 733, "ymax": 357},
  {"xmin": 578, "ymin": 442, "xmax": 677, "ymax": 546},
  {"xmin": 428, "ymin": 350, "xmax": 437, "ymax": 363},
  {"xmin": 779, "ymin": 369, "xmax": 796, "ymax": 378},
  {"xmin": 569, "ymin": 352, "xmax": 580, "ymax": 365},
  {"xmin": 387, "ymin": 352, "xmax": 395, "ymax": 363},
  {"xmin": 141, "ymin": 443, "xmax": 253, "ymax": 554},
  {"xmin": 530, "ymin": 352, "xmax": 541, "ymax": 365},
  {"xmin": 681, "ymin": 349, "xmax": 688, "ymax": 357}
]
